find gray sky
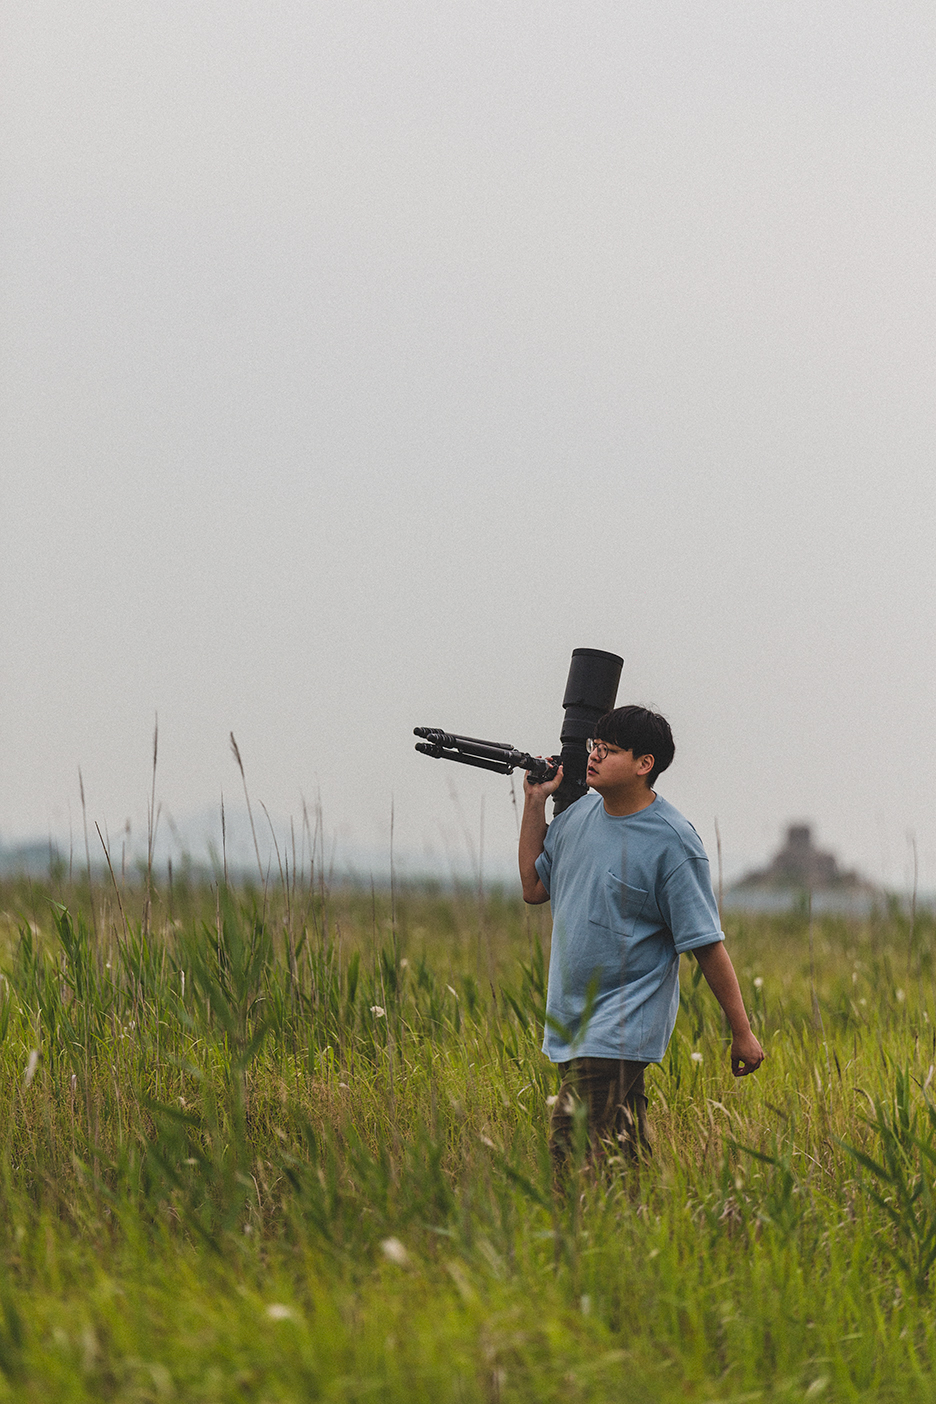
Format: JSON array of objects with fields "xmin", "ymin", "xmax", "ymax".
[{"xmin": 3, "ymin": 0, "xmax": 935, "ymax": 888}]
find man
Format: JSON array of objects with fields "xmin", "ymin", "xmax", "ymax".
[{"xmin": 519, "ymin": 705, "xmax": 764, "ymax": 1170}]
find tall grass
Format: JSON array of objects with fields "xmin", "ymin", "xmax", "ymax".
[{"xmin": 0, "ymin": 866, "xmax": 934, "ymax": 1400}]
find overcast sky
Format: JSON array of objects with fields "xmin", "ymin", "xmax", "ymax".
[{"xmin": 3, "ymin": 0, "xmax": 935, "ymax": 888}]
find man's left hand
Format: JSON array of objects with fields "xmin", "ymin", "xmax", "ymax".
[{"xmin": 731, "ymin": 1029, "xmax": 765, "ymax": 1077}]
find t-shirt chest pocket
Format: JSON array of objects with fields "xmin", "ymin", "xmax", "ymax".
[{"xmin": 589, "ymin": 871, "xmax": 650, "ymax": 936}]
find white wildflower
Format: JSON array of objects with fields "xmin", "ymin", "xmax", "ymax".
[
  {"xmin": 370, "ymin": 1005, "xmax": 386, "ymax": 1018},
  {"xmin": 545, "ymin": 1095, "xmax": 558, "ymax": 1107},
  {"xmin": 265, "ymin": 1304, "xmax": 294, "ymax": 1322},
  {"xmin": 381, "ymin": 1237, "xmax": 409, "ymax": 1266},
  {"xmin": 690, "ymin": 1051, "xmax": 704, "ymax": 1063},
  {"xmin": 896, "ymin": 989, "xmax": 906, "ymax": 1004},
  {"xmin": 753, "ymin": 977, "xmax": 763, "ymax": 989}
]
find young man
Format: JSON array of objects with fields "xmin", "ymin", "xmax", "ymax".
[{"xmin": 519, "ymin": 705, "xmax": 764, "ymax": 1169}]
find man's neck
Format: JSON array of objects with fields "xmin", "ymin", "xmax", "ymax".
[{"xmin": 599, "ymin": 785, "xmax": 656, "ymax": 818}]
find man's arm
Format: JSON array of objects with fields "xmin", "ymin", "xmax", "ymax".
[
  {"xmin": 519, "ymin": 765, "xmax": 563, "ymax": 905},
  {"xmin": 693, "ymin": 941, "xmax": 765, "ymax": 1077}
]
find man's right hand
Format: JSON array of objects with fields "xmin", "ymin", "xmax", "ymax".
[{"xmin": 523, "ymin": 761, "xmax": 563, "ymax": 800}]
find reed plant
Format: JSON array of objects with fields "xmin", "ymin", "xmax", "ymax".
[{"xmin": 0, "ymin": 867, "xmax": 934, "ymax": 1400}]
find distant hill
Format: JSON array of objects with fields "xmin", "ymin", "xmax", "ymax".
[{"xmin": 0, "ymin": 839, "xmax": 65, "ymax": 878}]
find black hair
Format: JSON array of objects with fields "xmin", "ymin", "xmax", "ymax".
[{"xmin": 593, "ymin": 705, "xmax": 675, "ymax": 786}]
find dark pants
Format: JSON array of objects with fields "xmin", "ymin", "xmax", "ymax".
[{"xmin": 549, "ymin": 1058, "xmax": 651, "ymax": 1173}]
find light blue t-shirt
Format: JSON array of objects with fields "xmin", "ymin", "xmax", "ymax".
[{"xmin": 534, "ymin": 792, "xmax": 724, "ymax": 1063}]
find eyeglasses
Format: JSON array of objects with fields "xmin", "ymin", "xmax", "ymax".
[{"xmin": 586, "ymin": 739, "xmax": 614, "ymax": 761}]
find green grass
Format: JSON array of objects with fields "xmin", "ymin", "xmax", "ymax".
[{"xmin": 0, "ymin": 867, "xmax": 934, "ymax": 1400}]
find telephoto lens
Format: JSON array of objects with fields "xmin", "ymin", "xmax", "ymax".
[{"xmin": 552, "ymin": 648, "xmax": 623, "ymax": 814}]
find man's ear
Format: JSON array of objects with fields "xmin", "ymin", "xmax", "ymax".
[{"xmin": 636, "ymin": 754, "xmax": 654, "ymax": 778}]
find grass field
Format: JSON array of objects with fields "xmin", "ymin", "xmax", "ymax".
[{"xmin": 0, "ymin": 861, "xmax": 935, "ymax": 1402}]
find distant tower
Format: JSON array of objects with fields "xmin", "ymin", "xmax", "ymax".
[{"xmin": 736, "ymin": 823, "xmax": 866, "ymax": 892}]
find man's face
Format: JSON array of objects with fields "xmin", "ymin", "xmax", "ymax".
[{"xmin": 586, "ymin": 740, "xmax": 655, "ymax": 793}]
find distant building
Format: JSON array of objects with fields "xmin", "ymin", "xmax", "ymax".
[{"xmin": 724, "ymin": 823, "xmax": 879, "ymax": 914}]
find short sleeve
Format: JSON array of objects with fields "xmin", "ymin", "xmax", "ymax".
[{"xmin": 657, "ymin": 857, "xmax": 723, "ymax": 953}]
